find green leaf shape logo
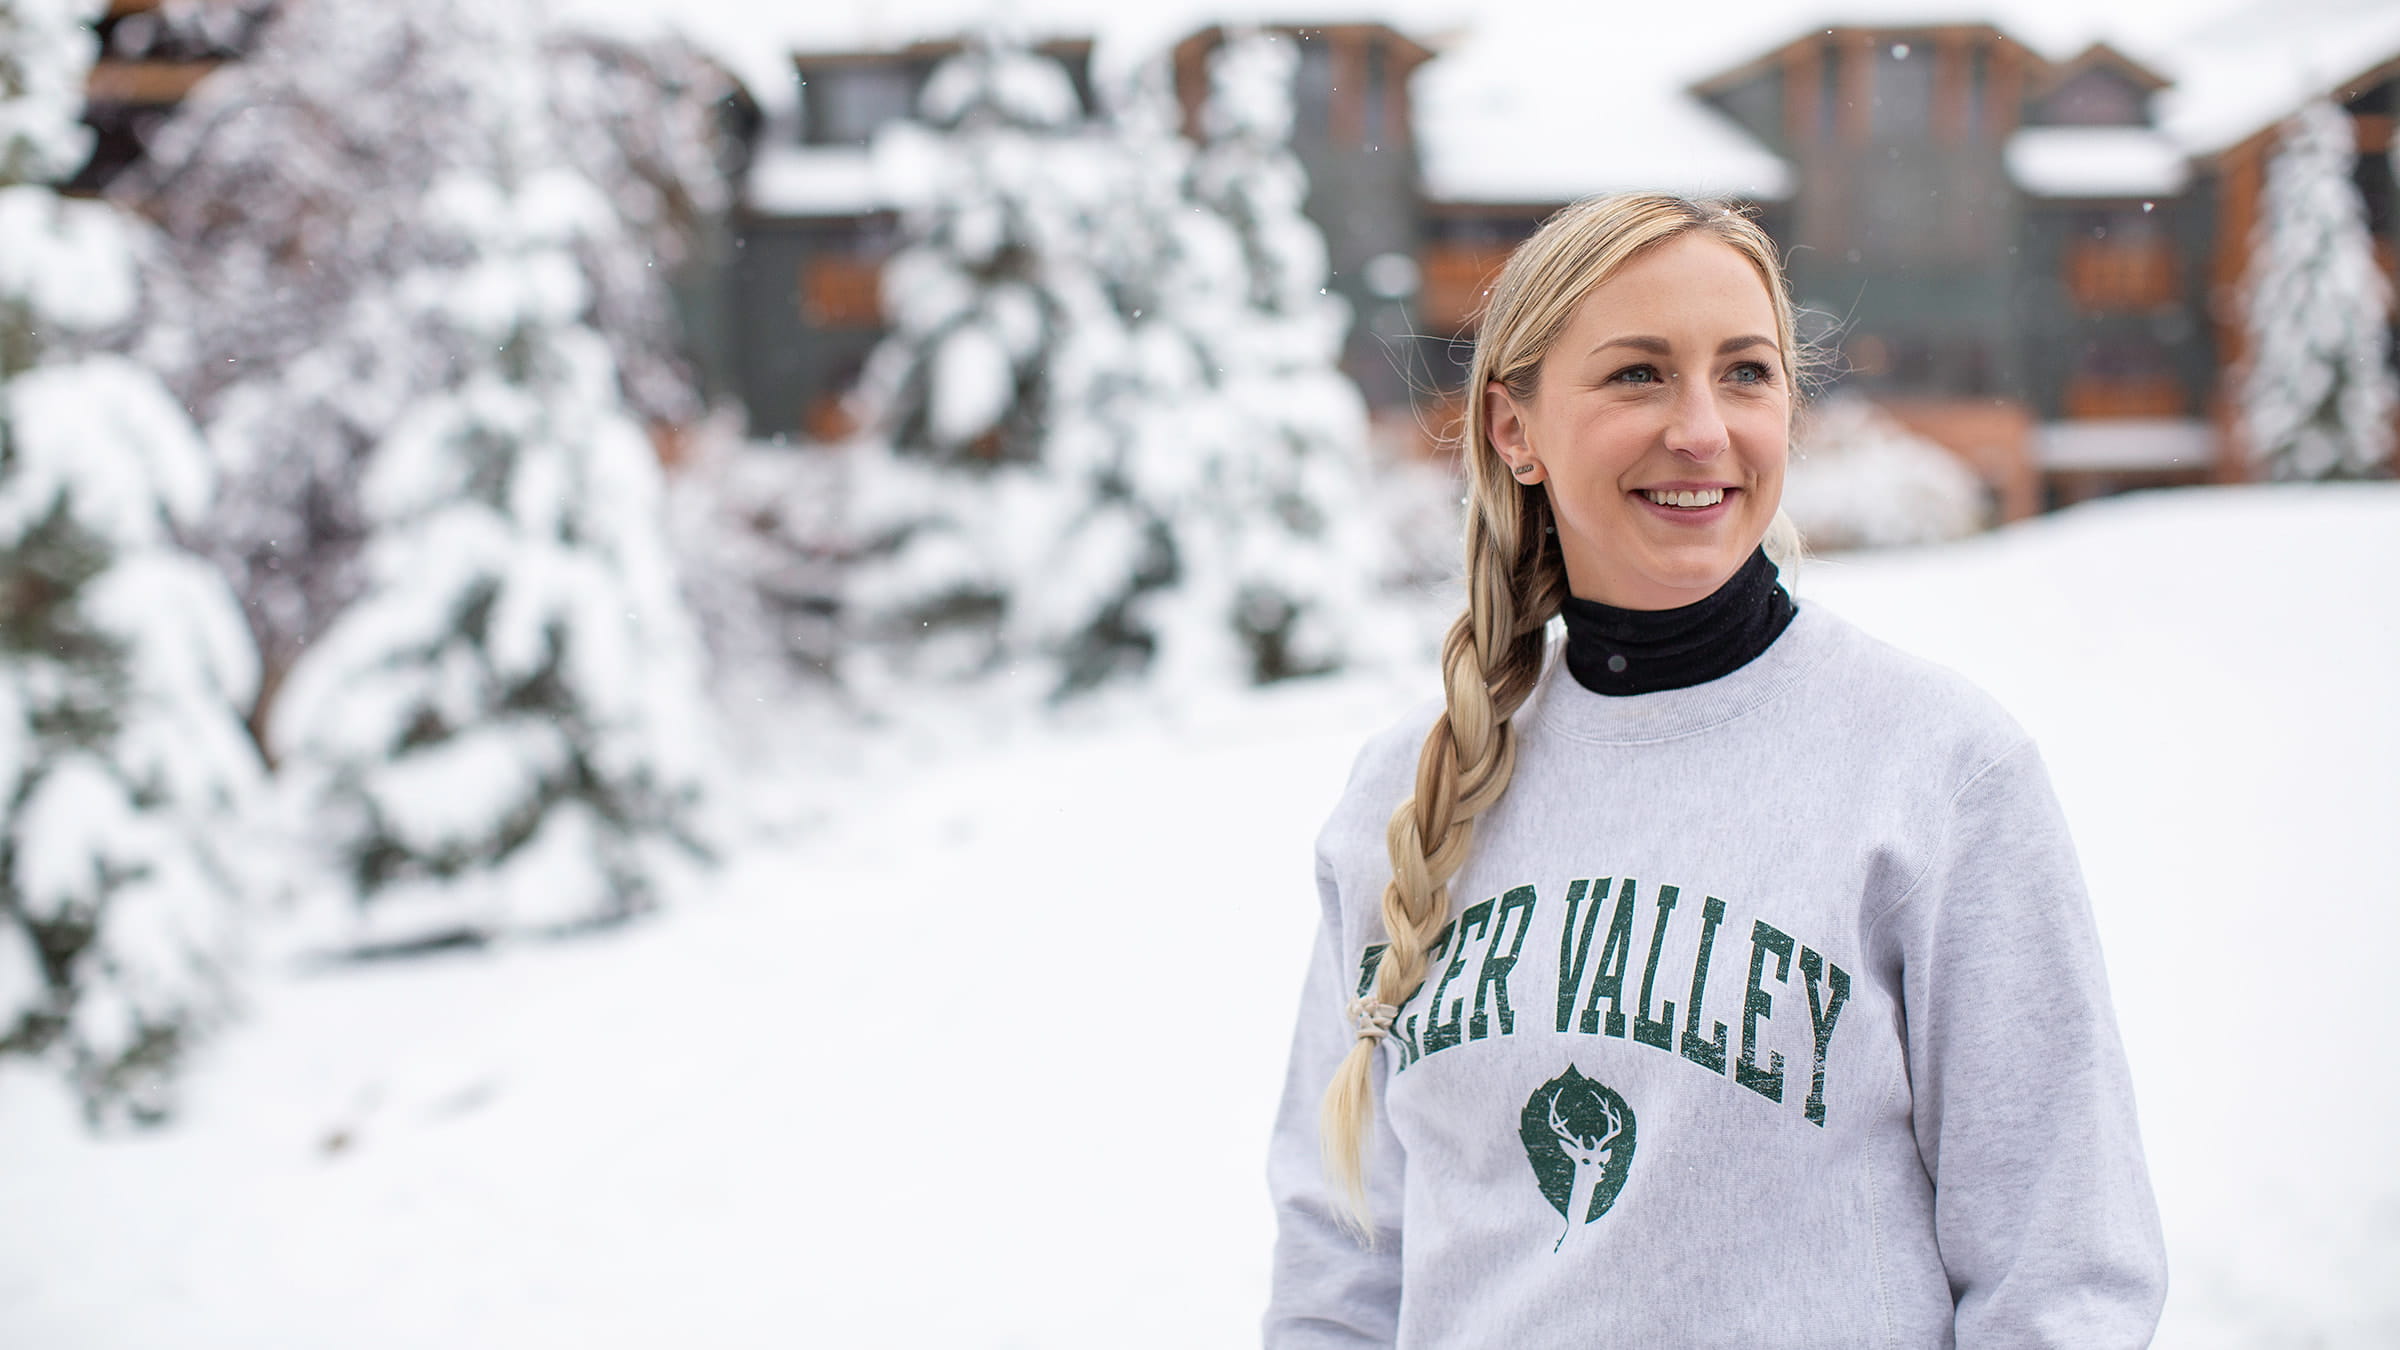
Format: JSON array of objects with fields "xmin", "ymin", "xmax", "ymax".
[{"xmin": 1519, "ymin": 1065, "xmax": 1637, "ymax": 1253}]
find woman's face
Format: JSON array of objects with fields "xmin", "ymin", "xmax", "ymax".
[{"xmin": 1485, "ymin": 233, "xmax": 1790, "ymax": 610}]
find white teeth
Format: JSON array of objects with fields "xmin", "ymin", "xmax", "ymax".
[{"xmin": 1643, "ymin": 488, "xmax": 1725, "ymax": 508}]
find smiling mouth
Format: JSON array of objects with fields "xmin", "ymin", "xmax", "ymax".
[{"xmin": 1638, "ymin": 487, "xmax": 1728, "ymax": 509}]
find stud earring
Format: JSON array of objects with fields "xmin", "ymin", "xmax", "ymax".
[{"xmin": 1510, "ymin": 463, "xmax": 1537, "ymax": 478}]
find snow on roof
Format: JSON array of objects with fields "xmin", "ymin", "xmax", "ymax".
[
  {"xmin": 551, "ymin": 0, "xmax": 1471, "ymax": 115},
  {"xmin": 1409, "ymin": 0, "xmax": 2386, "ymax": 203},
  {"xmin": 1412, "ymin": 7, "xmax": 1796, "ymax": 204},
  {"xmin": 2152, "ymin": 0, "xmax": 2400, "ymax": 157},
  {"xmin": 2004, "ymin": 126, "xmax": 2190, "ymax": 199},
  {"xmin": 744, "ymin": 144, "xmax": 883, "ymax": 216},
  {"xmin": 1422, "ymin": 99, "xmax": 1793, "ymax": 205},
  {"xmin": 555, "ymin": 0, "xmax": 2400, "ymax": 203},
  {"xmin": 1319, "ymin": 0, "xmax": 2249, "ymax": 207},
  {"xmin": 553, "ymin": 0, "xmax": 2239, "ymax": 112}
]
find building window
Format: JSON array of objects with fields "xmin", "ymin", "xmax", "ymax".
[
  {"xmin": 2343, "ymin": 74, "xmax": 2396, "ymax": 118},
  {"xmin": 1889, "ymin": 333, "xmax": 1938, "ymax": 385},
  {"xmin": 798, "ymin": 255, "xmax": 882, "ymax": 327},
  {"xmin": 1872, "ymin": 39, "xmax": 1933, "ymax": 140},
  {"xmin": 1043, "ymin": 43, "xmax": 1098, "ymax": 117},
  {"xmin": 1963, "ymin": 45, "xmax": 1988, "ymax": 139},
  {"xmin": 2064, "ymin": 331, "xmax": 2184, "ymax": 417},
  {"xmin": 1940, "ymin": 337, "xmax": 1995, "ymax": 395},
  {"xmin": 2066, "ymin": 240, "xmax": 2178, "ymax": 311},
  {"xmin": 2033, "ymin": 68, "xmax": 2144, "ymax": 127},
  {"xmin": 1362, "ymin": 37, "xmax": 1390, "ymax": 146},
  {"xmin": 1418, "ymin": 242, "xmax": 1514, "ymax": 332},
  {"xmin": 2357, "ymin": 147, "xmax": 2396, "ymax": 238},
  {"xmin": 2065, "ymin": 209, "xmax": 2178, "ymax": 311},
  {"xmin": 1294, "ymin": 32, "xmax": 1333, "ymax": 141},
  {"xmin": 805, "ymin": 349, "xmax": 873, "ymax": 442},
  {"xmin": 1818, "ymin": 42, "xmax": 1842, "ymax": 140},
  {"xmin": 803, "ymin": 65, "xmax": 920, "ymax": 146}
]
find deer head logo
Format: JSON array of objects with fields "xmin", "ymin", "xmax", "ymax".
[{"xmin": 1519, "ymin": 1066, "xmax": 1637, "ymax": 1254}]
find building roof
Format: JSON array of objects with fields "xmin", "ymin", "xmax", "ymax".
[
  {"xmin": 2151, "ymin": 0, "xmax": 2400, "ymax": 157},
  {"xmin": 1402, "ymin": 0, "xmax": 2234, "ymax": 206},
  {"xmin": 1411, "ymin": 10, "xmax": 1796, "ymax": 203},
  {"xmin": 2031, "ymin": 41, "xmax": 2174, "ymax": 96},
  {"xmin": 553, "ymin": 0, "xmax": 1470, "ymax": 112},
  {"xmin": 558, "ymin": 0, "xmax": 2400, "ymax": 212}
]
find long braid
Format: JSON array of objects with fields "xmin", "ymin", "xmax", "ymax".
[
  {"xmin": 1318, "ymin": 438, "xmax": 1566, "ymax": 1231},
  {"xmin": 1315, "ymin": 192, "xmax": 1803, "ymax": 1236}
]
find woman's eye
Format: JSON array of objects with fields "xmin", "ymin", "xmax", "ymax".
[
  {"xmin": 1728, "ymin": 362, "xmax": 1773, "ymax": 385},
  {"xmin": 1609, "ymin": 365, "xmax": 1658, "ymax": 385}
]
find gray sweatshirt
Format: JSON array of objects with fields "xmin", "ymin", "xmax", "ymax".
[{"xmin": 1264, "ymin": 602, "xmax": 2166, "ymax": 1348}]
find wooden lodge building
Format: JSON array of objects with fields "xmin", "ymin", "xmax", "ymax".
[
  {"xmin": 73, "ymin": 3, "xmax": 2400, "ymax": 519},
  {"xmin": 727, "ymin": 12, "xmax": 2400, "ymax": 521}
]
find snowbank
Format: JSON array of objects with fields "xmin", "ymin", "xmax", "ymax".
[
  {"xmin": 1783, "ymin": 395, "xmax": 1992, "ymax": 550},
  {"xmin": 0, "ymin": 484, "xmax": 2394, "ymax": 1347}
]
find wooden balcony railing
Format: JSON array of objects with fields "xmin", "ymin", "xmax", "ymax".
[
  {"xmin": 86, "ymin": 59, "xmax": 222, "ymax": 104},
  {"xmin": 800, "ymin": 256, "xmax": 882, "ymax": 327},
  {"xmin": 2065, "ymin": 239, "xmax": 2178, "ymax": 312},
  {"xmin": 803, "ymin": 394, "xmax": 860, "ymax": 443},
  {"xmin": 1877, "ymin": 396, "xmax": 2041, "ymax": 523},
  {"xmin": 2062, "ymin": 373, "xmax": 2187, "ymax": 418},
  {"xmin": 1418, "ymin": 245, "xmax": 1512, "ymax": 332}
]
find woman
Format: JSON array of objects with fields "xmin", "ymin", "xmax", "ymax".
[{"xmin": 1264, "ymin": 194, "xmax": 2166, "ymax": 1347}]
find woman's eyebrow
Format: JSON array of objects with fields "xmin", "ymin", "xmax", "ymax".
[
  {"xmin": 1588, "ymin": 335, "xmax": 1670, "ymax": 357},
  {"xmin": 1587, "ymin": 334, "xmax": 1779, "ymax": 358}
]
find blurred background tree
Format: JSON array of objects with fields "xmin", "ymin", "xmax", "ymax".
[
  {"xmin": 115, "ymin": 0, "xmax": 735, "ymax": 743},
  {"xmin": 0, "ymin": 0, "xmax": 261, "ymax": 1126},
  {"xmin": 2239, "ymin": 97, "xmax": 2396, "ymax": 481},
  {"xmin": 242, "ymin": 0, "xmax": 720, "ymax": 959},
  {"xmin": 844, "ymin": 27, "xmax": 1399, "ymax": 701},
  {"xmin": 839, "ymin": 29, "xmax": 1126, "ymax": 696}
]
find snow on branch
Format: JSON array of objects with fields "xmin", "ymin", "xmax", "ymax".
[{"xmin": 2240, "ymin": 99, "xmax": 2396, "ymax": 482}]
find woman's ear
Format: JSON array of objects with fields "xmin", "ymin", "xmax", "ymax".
[{"xmin": 1485, "ymin": 381, "xmax": 1545, "ymax": 484}]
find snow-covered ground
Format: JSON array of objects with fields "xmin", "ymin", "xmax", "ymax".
[{"xmin": 2, "ymin": 483, "xmax": 2394, "ymax": 1347}]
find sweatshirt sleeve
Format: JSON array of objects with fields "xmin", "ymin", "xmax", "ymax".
[
  {"xmin": 1878, "ymin": 739, "xmax": 2168, "ymax": 1348},
  {"xmin": 1262, "ymin": 842, "xmax": 1406, "ymax": 1349}
]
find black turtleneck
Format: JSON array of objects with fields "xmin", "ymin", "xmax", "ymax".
[{"xmin": 1559, "ymin": 546, "xmax": 1797, "ymax": 696}]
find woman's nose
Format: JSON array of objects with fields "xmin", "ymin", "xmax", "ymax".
[{"xmin": 1664, "ymin": 380, "xmax": 1731, "ymax": 460}]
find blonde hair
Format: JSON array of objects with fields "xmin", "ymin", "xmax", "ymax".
[{"xmin": 1318, "ymin": 193, "xmax": 1803, "ymax": 1231}]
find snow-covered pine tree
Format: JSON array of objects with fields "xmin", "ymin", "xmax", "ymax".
[
  {"xmin": 843, "ymin": 28, "xmax": 1128, "ymax": 694},
  {"xmin": 544, "ymin": 29, "xmax": 737, "ymax": 429},
  {"xmin": 1172, "ymin": 28, "xmax": 1392, "ymax": 684},
  {"xmin": 1782, "ymin": 395, "xmax": 1991, "ymax": 549},
  {"xmin": 265, "ymin": 4, "xmax": 715, "ymax": 957},
  {"xmin": 1045, "ymin": 52, "xmax": 1271, "ymax": 695},
  {"xmin": 1009, "ymin": 34, "xmax": 1401, "ymax": 698},
  {"xmin": 2240, "ymin": 98, "xmax": 2396, "ymax": 480},
  {"xmin": 851, "ymin": 30, "xmax": 1398, "ymax": 701},
  {"xmin": 665, "ymin": 429, "xmax": 847, "ymax": 701},
  {"xmin": 0, "ymin": 0, "xmax": 263, "ymax": 1124},
  {"xmin": 117, "ymin": 0, "xmax": 733, "ymax": 723}
]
